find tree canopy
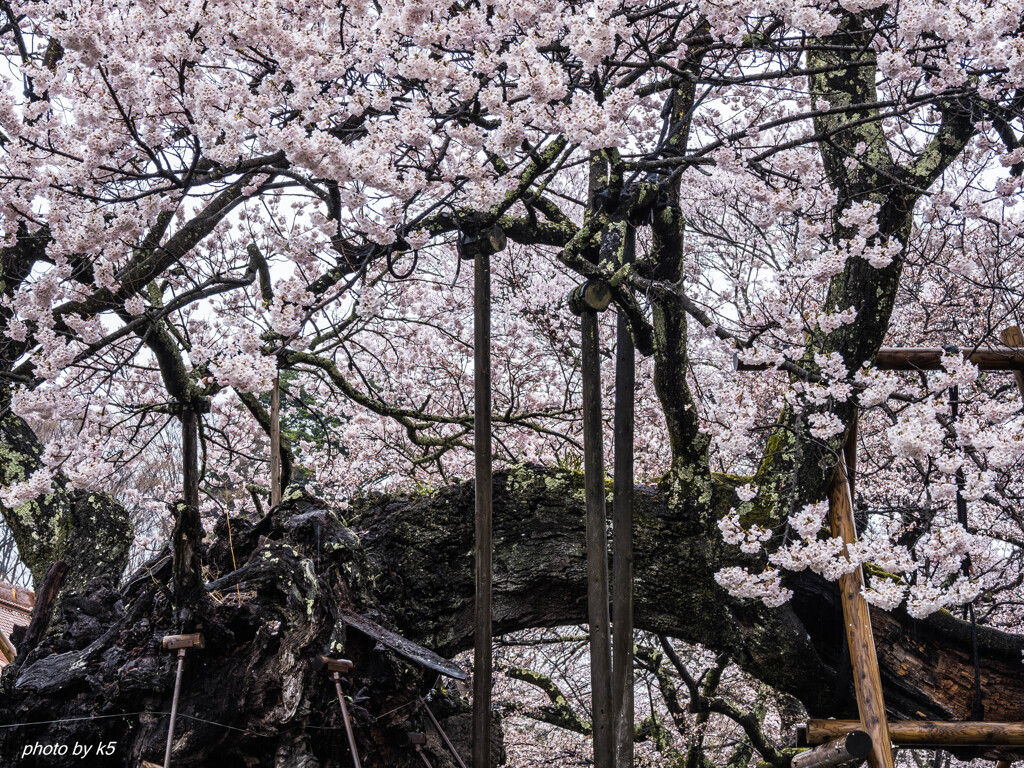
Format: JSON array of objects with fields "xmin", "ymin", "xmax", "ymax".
[{"xmin": 1, "ymin": 0, "xmax": 1023, "ymax": 765}]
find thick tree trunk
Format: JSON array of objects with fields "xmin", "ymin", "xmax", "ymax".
[{"xmin": 1, "ymin": 467, "xmax": 1021, "ymax": 767}]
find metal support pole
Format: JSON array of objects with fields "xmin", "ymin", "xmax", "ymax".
[
  {"xmin": 161, "ymin": 633, "xmax": 202, "ymax": 768},
  {"xmin": 612, "ymin": 226, "xmax": 635, "ymax": 768},
  {"xmin": 181, "ymin": 409, "xmax": 199, "ymax": 510},
  {"xmin": 581, "ymin": 306, "xmax": 614, "ymax": 768},
  {"xmin": 409, "ymin": 733, "xmax": 435, "ymax": 768},
  {"xmin": 472, "ymin": 251, "xmax": 494, "ymax": 768},
  {"xmin": 332, "ymin": 673, "xmax": 363, "ymax": 768},
  {"xmin": 420, "ymin": 697, "xmax": 469, "ymax": 768},
  {"xmin": 271, "ymin": 371, "xmax": 282, "ymax": 506},
  {"xmin": 163, "ymin": 649, "xmax": 186, "ymax": 768}
]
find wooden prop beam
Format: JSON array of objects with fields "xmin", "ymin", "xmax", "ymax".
[
  {"xmin": 736, "ymin": 347, "xmax": 1024, "ymax": 372},
  {"xmin": 612, "ymin": 226, "xmax": 635, "ymax": 768},
  {"xmin": 0, "ymin": 628, "xmax": 15, "ymax": 664},
  {"xmin": 472, "ymin": 251, "xmax": 494, "ymax": 768},
  {"xmin": 792, "ymin": 731, "xmax": 872, "ymax": 768},
  {"xmin": 339, "ymin": 610, "xmax": 466, "ymax": 680},
  {"xmin": 580, "ymin": 305, "xmax": 614, "ymax": 768},
  {"xmin": 829, "ymin": 448, "xmax": 895, "ymax": 768},
  {"xmin": 271, "ymin": 371, "xmax": 282, "ymax": 506},
  {"xmin": 999, "ymin": 327, "xmax": 1024, "ymax": 400},
  {"xmin": 806, "ymin": 720, "xmax": 1024, "ymax": 747}
]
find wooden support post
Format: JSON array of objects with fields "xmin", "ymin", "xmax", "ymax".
[
  {"xmin": 792, "ymin": 731, "xmax": 872, "ymax": 768},
  {"xmin": 844, "ymin": 412, "xmax": 857, "ymax": 502},
  {"xmin": 0, "ymin": 627, "xmax": 16, "ymax": 664},
  {"xmin": 806, "ymin": 720, "xmax": 1024, "ymax": 747},
  {"xmin": 271, "ymin": 371, "xmax": 282, "ymax": 507},
  {"xmin": 472, "ymin": 252, "xmax": 494, "ymax": 768},
  {"xmin": 181, "ymin": 408, "xmax": 199, "ymax": 510},
  {"xmin": 612, "ymin": 226, "xmax": 635, "ymax": 768},
  {"xmin": 580, "ymin": 305, "xmax": 614, "ymax": 768},
  {"xmin": 999, "ymin": 326, "xmax": 1024, "ymax": 400},
  {"xmin": 829, "ymin": 446, "xmax": 894, "ymax": 768}
]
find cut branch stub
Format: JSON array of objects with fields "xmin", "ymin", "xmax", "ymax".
[{"xmin": 791, "ymin": 731, "xmax": 872, "ymax": 768}]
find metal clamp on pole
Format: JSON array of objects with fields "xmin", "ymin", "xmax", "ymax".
[
  {"xmin": 568, "ymin": 280, "xmax": 612, "ymax": 315},
  {"xmin": 161, "ymin": 633, "xmax": 204, "ymax": 768},
  {"xmin": 457, "ymin": 225, "xmax": 506, "ymax": 260},
  {"xmin": 791, "ymin": 731, "xmax": 872, "ymax": 768},
  {"xmin": 318, "ymin": 655, "xmax": 362, "ymax": 768}
]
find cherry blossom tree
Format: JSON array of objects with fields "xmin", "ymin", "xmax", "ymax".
[{"xmin": 0, "ymin": 0, "xmax": 1023, "ymax": 765}]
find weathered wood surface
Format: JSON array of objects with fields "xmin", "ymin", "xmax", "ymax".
[
  {"xmin": 807, "ymin": 720, "xmax": 1024, "ymax": 746},
  {"xmin": 340, "ymin": 608, "xmax": 467, "ymax": 681},
  {"xmin": 16, "ymin": 561, "xmax": 68, "ymax": 657},
  {"xmin": 828, "ymin": 453, "xmax": 894, "ymax": 768},
  {"xmin": 0, "ymin": 627, "xmax": 15, "ymax": 664},
  {"xmin": 472, "ymin": 250, "xmax": 493, "ymax": 768},
  {"xmin": 580, "ymin": 308, "xmax": 614, "ymax": 768}
]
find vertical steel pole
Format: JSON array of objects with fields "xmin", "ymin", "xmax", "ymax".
[
  {"xmin": 333, "ymin": 674, "xmax": 363, "ymax": 768},
  {"xmin": 581, "ymin": 307, "xmax": 614, "ymax": 768},
  {"xmin": 163, "ymin": 649, "xmax": 186, "ymax": 768},
  {"xmin": 472, "ymin": 252, "xmax": 493, "ymax": 768},
  {"xmin": 612, "ymin": 226, "xmax": 635, "ymax": 768},
  {"xmin": 181, "ymin": 409, "xmax": 199, "ymax": 510},
  {"xmin": 271, "ymin": 371, "xmax": 282, "ymax": 507}
]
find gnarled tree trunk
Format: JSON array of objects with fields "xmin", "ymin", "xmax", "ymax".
[{"xmin": 1, "ymin": 467, "xmax": 1021, "ymax": 767}]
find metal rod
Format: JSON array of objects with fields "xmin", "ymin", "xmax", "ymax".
[
  {"xmin": 581, "ymin": 307, "xmax": 614, "ymax": 768},
  {"xmin": 163, "ymin": 649, "xmax": 187, "ymax": 768},
  {"xmin": 420, "ymin": 697, "xmax": 468, "ymax": 768},
  {"xmin": 806, "ymin": 720, "xmax": 1024, "ymax": 747},
  {"xmin": 829, "ymin": 452, "xmax": 894, "ymax": 768},
  {"xmin": 472, "ymin": 251, "xmax": 494, "ymax": 768},
  {"xmin": 181, "ymin": 409, "xmax": 199, "ymax": 510},
  {"xmin": 792, "ymin": 732, "xmax": 872, "ymax": 768},
  {"xmin": 271, "ymin": 371, "xmax": 282, "ymax": 506},
  {"xmin": 409, "ymin": 733, "xmax": 435, "ymax": 768},
  {"xmin": 333, "ymin": 674, "xmax": 363, "ymax": 768},
  {"xmin": 612, "ymin": 225, "xmax": 635, "ymax": 768}
]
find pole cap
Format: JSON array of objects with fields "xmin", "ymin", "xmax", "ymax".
[
  {"xmin": 317, "ymin": 655, "xmax": 354, "ymax": 674},
  {"xmin": 161, "ymin": 633, "xmax": 204, "ymax": 651}
]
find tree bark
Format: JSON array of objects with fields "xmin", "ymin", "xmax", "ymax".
[{"xmin": 1, "ymin": 467, "xmax": 1019, "ymax": 767}]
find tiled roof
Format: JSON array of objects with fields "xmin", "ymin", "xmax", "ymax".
[{"xmin": 0, "ymin": 580, "xmax": 34, "ymax": 668}]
